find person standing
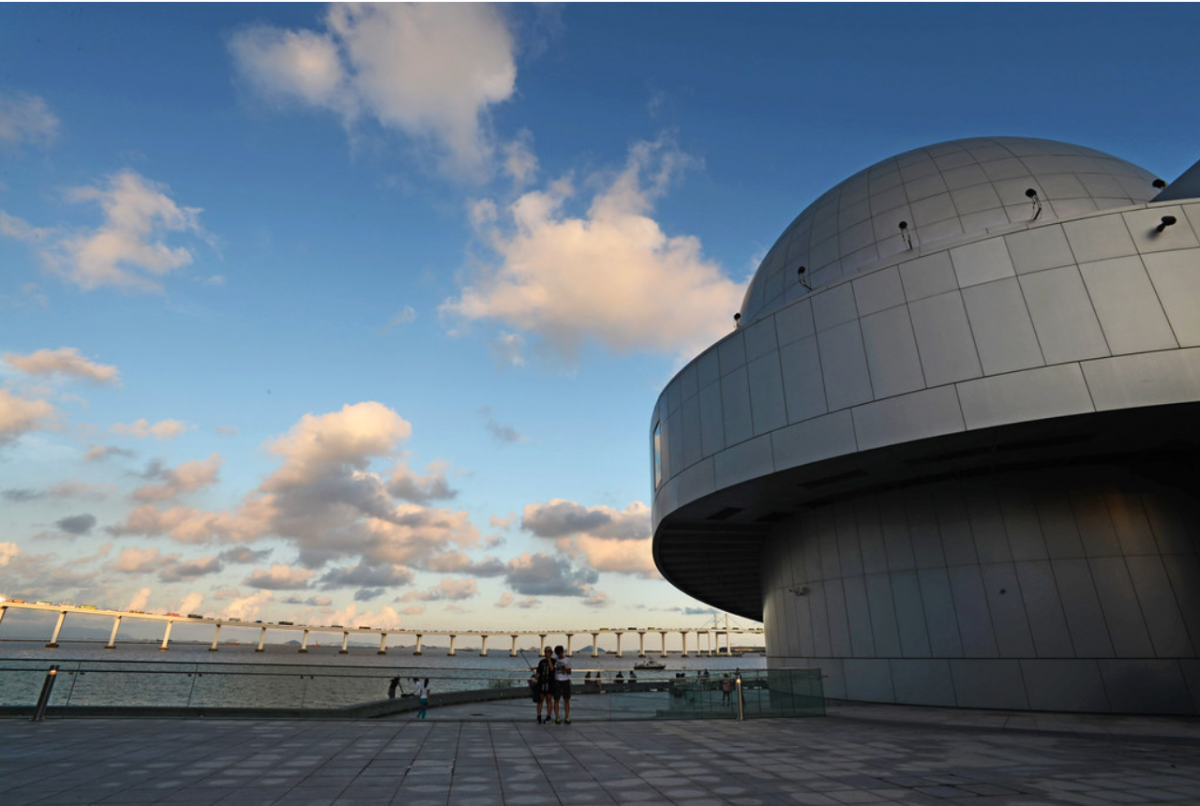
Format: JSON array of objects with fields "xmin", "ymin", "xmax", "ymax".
[
  {"xmin": 552, "ymin": 645, "xmax": 572, "ymax": 724},
  {"xmin": 535, "ymin": 647, "xmax": 555, "ymax": 724}
]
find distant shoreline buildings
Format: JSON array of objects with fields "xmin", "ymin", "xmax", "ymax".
[{"xmin": 652, "ymin": 137, "xmax": 1200, "ymax": 715}]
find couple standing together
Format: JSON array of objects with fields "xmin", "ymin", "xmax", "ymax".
[{"xmin": 534, "ymin": 645, "xmax": 571, "ymax": 724}]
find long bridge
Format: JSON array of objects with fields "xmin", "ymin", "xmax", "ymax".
[{"xmin": 0, "ymin": 600, "xmax": 762, "ymax": 657}]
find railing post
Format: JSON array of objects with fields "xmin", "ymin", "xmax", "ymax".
[
  {"xmin": 32, "ymin": 665, "xmax": 59, "ymax": 721},
  {"xmin": 209, "ymin": 624, "xmax": 221, "ymax": 651},
  {"xmin": 256, "ymin": 626, "xmax": 267, "ymax": 652},
  {"xmin": 105, "ymin": 615, "xmax": 122, "ymax": 650},
  {"xmin": 298, "ymin": 629, "xmax": 310, "ymax": 653}
]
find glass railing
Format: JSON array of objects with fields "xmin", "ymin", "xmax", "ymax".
[{"xmin": 0, "ymin": 660, "xmax": 823, "ymax": 720}]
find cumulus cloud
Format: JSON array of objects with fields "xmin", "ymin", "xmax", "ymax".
[
  {"xmin": 244, "ymin": 563, "xmax": 316, "ymax": 590},
  {"xmin": 177, "ymin": 592, "xmax": 204, "ymax": 616},
  {"xmin": 113, "ymin": 546, "xmax": 181, "ymax": 575},
  {"xmin": 399, "ymin": 577, "xmax": 477, "ymax": 602},
  {"xmin": 128, "ymin": 587, "xmax": 152, "ymax": 611},
  {"xmin": 105, "ymin": 401, "xmax": 485, "ymax": 599},
  {"xmin": 0, "ymin": 211, "xmax": 53, "ymax": 242},
  {"xmin": 504, "ymin": 552, "xmax": 597, "ymax": 597},
  {"xmin": 318, "ymin": 561, "xmax": 414, "ymax": 590},
  {"xmin": 220, "ymin": 590, "xmax": 273, "ymax": 621},
  {"xmin": 218, "ymin": 546, "xmax": 272, "ymax": 565},
  {"xmin": 24, "ymin": 171, "xmax": 206, "ymax": 292},
  {"xmin": 443, "ymin": 136, "xmax": 746, "ymax": 361},
  {"xmin": 515, "ymin": 596, "xmax": 540, "ymax": 610},
  {"xmin": 265, "ymin": 401, "xmax": 411, "ymax": 490},
  {"xmin": 281, "ymin": 594, "xmax": 333, "ymax": 607},
  {"xmin": 85, "ymin": 444, "xmax": 135, "ymax": 462},
  {"xmin": 386, "ymin": 459, "xmax": 456, "ymax": 504},
  {"xmin": 159, "ymin": 556, "xmax": 223, "ymax": 583},
  {"xmin": 111, "ymin": 418, "xmax": 191, "ymax": 441},
  {"xmin": 215, "ymin": 425, "xmax": 239, "ymax": 436},
  {"xmin": 3, "ymin": 347, "xmax": 120, "ymax": 385},
  {"xmin": 0, "ymin": 389, "xmax": 58, "ymax": 445},
  {"xmin": 132, "ymin": 454, "xmax": 223, "ymax": 501},
  {"xmin": 54, "ymin": 514, "xmax": 97, "ymax": 536},
  {"xmin": 0, "ymin": 91, "xmax": 59, "ymax": 146},
  {"xmin": 230, "ymin": 4, "xmax": 517, "ymax": 175},
  {"xmin": 495, "ymin": 592, "xmax": 513, "ymax": 608},
  {"xmin": 522, "ymin": 498, "xmax": 657, "ymax": 577}
]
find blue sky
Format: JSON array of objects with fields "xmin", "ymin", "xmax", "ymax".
[{"xmin": 2, "ymin": 3, "xmax": 1198, "ymax": 634}]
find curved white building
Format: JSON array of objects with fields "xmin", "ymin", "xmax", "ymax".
[{"xmin": 650, "ymin": 137, "xmax": 1200, "ymax": 714}]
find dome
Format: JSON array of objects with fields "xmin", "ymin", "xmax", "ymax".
[{"xmin": 739, "ymin": 136, "xmax": 1160, "ymax": 325}]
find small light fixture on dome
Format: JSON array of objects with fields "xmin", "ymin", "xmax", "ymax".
[
  {"xmin": 898, "ymin": 220, "xmax": 912, "ymax": 250},
  {"xmin": 1156, "ymin": 215, "xmax": 1177, "ymax": 234},
  {"xmin": 733, "ymin": 312, "xmax": 741, "ymax": 326},
  {"xmin": 797, "ymin": 265, "xmax": 811, "ymax": 291},
  {"xmin": 1025, "ymin": 188, "xmax": 1043, "ymax": 221}
]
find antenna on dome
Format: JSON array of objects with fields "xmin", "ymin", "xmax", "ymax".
[
  {"xmin": 898, "ymin": 221, "xmax": 912, "ymax": 250},
  {"xmin": 797, "ymin": 266, "xmax": 811, "ymax": 291},
  {"xmin": 1025, "ymin": 188, "xmax": 1042, "ymax": 221}
]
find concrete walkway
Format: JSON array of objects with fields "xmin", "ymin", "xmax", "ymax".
[{"xmin": 2, "ymin": 703, "xmax": 1199, "ymax": 805}]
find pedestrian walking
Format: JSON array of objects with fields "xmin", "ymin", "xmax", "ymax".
[{"xmin": 415, "ymin": 678, "xmax": 430, "ymax": 719}]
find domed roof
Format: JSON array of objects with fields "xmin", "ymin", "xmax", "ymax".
[{"xmin": 739, "ymin": 136, "xmax": 1160, "ymax": 325}]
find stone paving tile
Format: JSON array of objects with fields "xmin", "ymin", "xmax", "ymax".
[{"xmin": 2, "ymin": 710, "xmax": 1200, "ymax": 805}]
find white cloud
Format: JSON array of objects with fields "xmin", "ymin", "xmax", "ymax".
[
  {"xmin": 3, "ymin": 347, "xmax": 120, "ymax": 385},
  {"xmin": 245, "ymin": 563, "xmax": 316, "ymax": 590},
  {"xmin": 111, "ymin": 418, "xmax": 192, "ymax": 441},
  {"xmin": 386, "ymin": 459, "xmax": 456, "ymax": 504},
  {"xmin": 443, "ymin": 136, "xmax": 746, "ymax": 361},
  {"xmin": 264, "ymin": 401, "xmax": 412, "ymax": 489},
  {"xmin": 85, "ymin": 444, "xmax": 135, "ymax": 462},
  {"xmin": 522, "ymin": 498, "xmax": 658, "ymax": 577},
  {"xmin": 399, "ymin": 577, "xmax": 477, "ymax": 602},
  {"xmin": 230, "ymin": 3, "xmax": 517, "ymax": 175},
  {"xmin": 502, "ymin": 129, "xmax": 538, "ymax": 186},
  {"xmin": 495, "ymin": 592, "xmax": 514, "ymax": 608},
  {"xmin": 38, "ymin": 171, "xmax": 205, "ymax": 292},
  {"xmin": 128, "ymin": 587, "xmax": 152, "ymax": 611},
  {"xmin": 380, "ymin": 306, "xmax": 417, "ymax": 333},
  {"xmin": 0, "ymin": 389, "xmax": 59, "ymax": 445},
  {"xmin": 178, "ymin": 592, "xmax": 204, "ymax": 616},
  {"xmin": 113, "ymin": 546, "xmax": 181, "ymax": 575},
  {"xmin": 132, "ymin": 454, "xmax": 223, "ymax": 502},
  {"xmin": 220, "ymin": 589, "xmax": 273, "ymax": 621},
  {"xmin": 0, "ymin": 92, "xmax": 59, "ymax": 146}
]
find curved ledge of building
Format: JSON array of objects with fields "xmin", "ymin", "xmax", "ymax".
[{"xmin": 650, "ymin": 169, "xmax": 1200, "ymax": 714}]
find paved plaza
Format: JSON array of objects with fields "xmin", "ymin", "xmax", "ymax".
[{"xmin": 2, "ymin": 703, "xmax": 1199, "ymax": 805}]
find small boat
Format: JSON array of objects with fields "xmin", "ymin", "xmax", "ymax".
[{"xmin": 634, "ymin": 660, "xmax": 666, "ymax": 671}]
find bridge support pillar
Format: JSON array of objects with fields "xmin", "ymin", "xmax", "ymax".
[
  {"xmin": 565, "ymin": 634, "xmax": 573, "ymax": 657},
  {"xmin": 448, "ymin": 634, "xmax": 456, "ymax": 656},
  {"xmin": 615, "ymin": 632, "xmax": 623, "ymax": 658},
  {"xmin": 638, "ymin": 632, "xmax": 646, "ymax": 658},
  {"xmin": 209, "ymin": 624, "xmax": 221, "ymax": 651},
  {"xmin": 660, "ymin": 631, "xmax": 668, "ymax": 658},
  {"xmin": 0, "ymin": 606, "xmax": 6, "ymax": 626},
  {"xmin": 105, "ymin": 615, "xmax": 122, "ymax": 650},
  {"xmin": 46, "ymin": 611, "xmax": 67, "ymax": 648},
  {"xmin": 378, "ymin": 633, "xmax": 388, "ymax": 655},
  {"xmin": 591, "ymin": 633, "xmax": 599, "ymax": 658},
  {"xmin": 298, "ymin": 629, "xmax": 310, "ymax": 652},
  {"xmin": 708, "ymin": 630, "xmax": 716, "ymax": 657},
  {"xmin": 480, "ymin": 634, "xmax": 488, "ymax": 657},
  {"xmin": 510, "ymin": 635, "xmax": 518, "ymax": 657},
  {"xmin": 159, "ymin": 619, "xmax": 174, "ymax": 651},
  {"xmin": 538, "ymin": 634, "xmax": 547, "ymax": 653},
  {"xmin": 340, "ymin": 631, "xmax": 350, "ymax": 654},
  {"xmin": 256, "ymin": 626, "xmax": 267, "ymax": 652},
  {"xmin": 414, "ymin": 635, "xmax": 422, "ymax": 656},
  {"xmin": 680, "ymin": 631, "xmax": 688, "ymax": 657}
]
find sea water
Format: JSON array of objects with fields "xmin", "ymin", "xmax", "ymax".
[{"xmin": 0, "ymin": 640, "xmax": 764, "ymax": 710}]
